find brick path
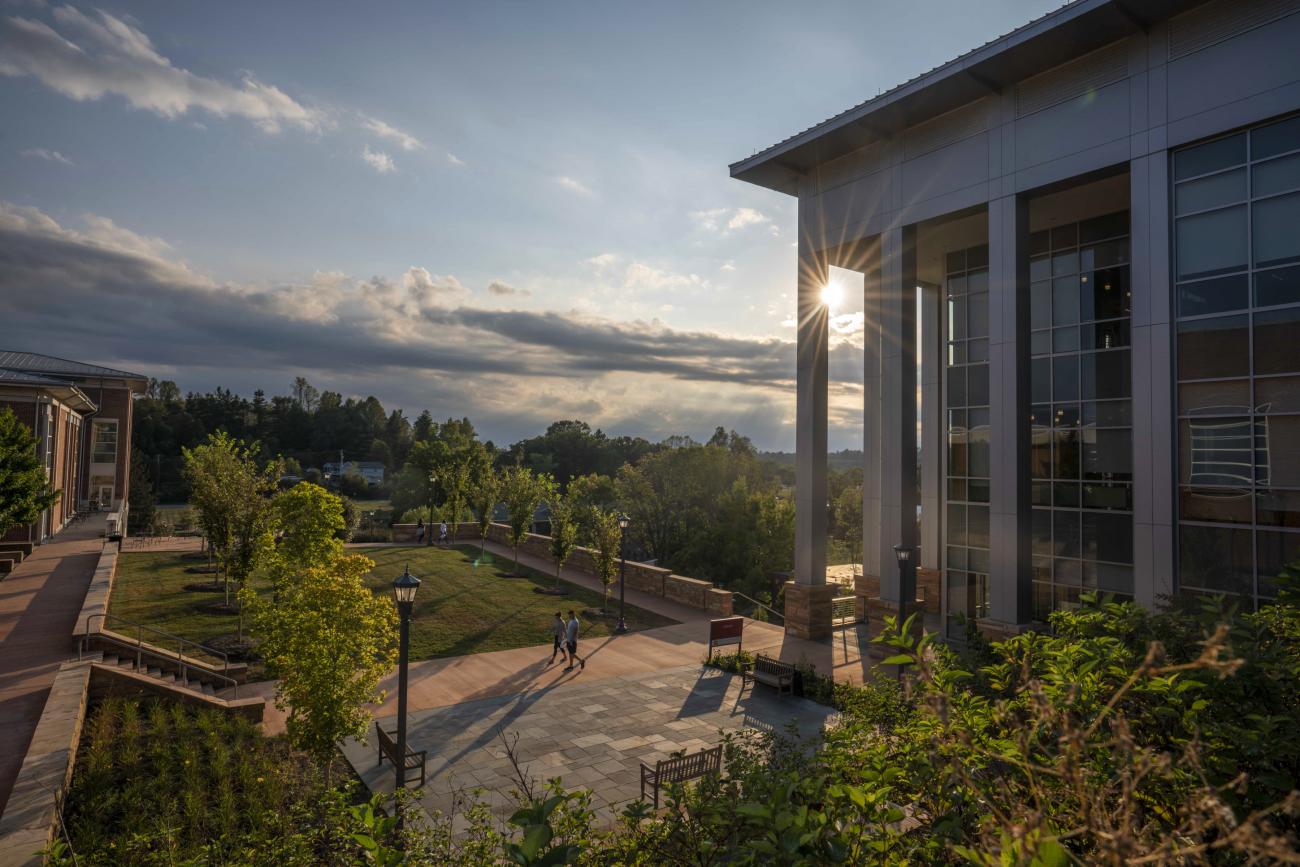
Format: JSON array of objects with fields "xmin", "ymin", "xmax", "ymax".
[
  {"xmin": 341, "ymin": 663, "xmax": 834, "ymax": 826},
  {"xmin": 0, "ymin": 518, "xmax": 104, "ymax": 817}
]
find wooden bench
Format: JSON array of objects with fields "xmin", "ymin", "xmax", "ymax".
[
  {"xmin": 375, "ymin": 722, "xmax": 427, "ymax": 788},
  {"xmin": 640, "ymin": 745, "xmax": 722, "ymax": 808},
  {"xmin": 741, "ymin": 653, "xmax": 796, "ymax": 698}
]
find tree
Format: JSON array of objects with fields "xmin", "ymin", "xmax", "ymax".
[
  {"xmin": 126, "ymin": 448, "xmax": 157, "ymax": 534},
  {"xmin": 469, "ymin": 468, "xmax": 500, "ymax": 560},
  {"xmin": 500, "ymin": 466, "xmax": 551, "ymax": 575},
  {"xmin": 266, "ymin": 482, "xmax": 345, "ymax": 572},
  {"xmin": 589, "ymin": 507, "xmax": 622, "ymax": 612},
  {"xmin": 0, "ymin": 408, "xmax": 59, "ymax": 537},
  {"xmin": 547, "ymin": 490, "xmax": 579, "ymax": 590},
  {"xmin": 243, "ymin": 549, "xmax": 395, "ymax": 780},
  {"xmin": 442, "ymin": 462, "xmax": 470, "ymax": 543}
]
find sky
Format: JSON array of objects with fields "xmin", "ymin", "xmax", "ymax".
[{"xmin": 0, "ymin": 0, "xmax": 1060, "ymax": 450}]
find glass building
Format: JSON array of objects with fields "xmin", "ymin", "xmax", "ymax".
[{"xmin": 731, "ymin": 0, "xmax": 1300, "ymax": 640}]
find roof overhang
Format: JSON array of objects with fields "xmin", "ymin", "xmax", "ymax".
[
  {"xmin": 0, "ymin": 381, "xmax": 98, "ymax": 414},
  {"xmin": 730, "ymin": 0, "xmax": 1201, "ymax": 195}
]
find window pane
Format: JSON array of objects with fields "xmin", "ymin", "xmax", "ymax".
[
  {"xmin": 1082, "ymin": 267, "xmax": 1128, "ymax": 321},
  {"xmin": 1081, "ymin": 350, "xmax": 1130, "ymax": 401},
  {"xmin": 1182, "ymin": 417, "xmax": 1254, "ymax": 486},
  {"xmin": 1083, "ymin": 512, "xmax": 1133, "ymax": 564},
  {"xmin": 1053, "ymin": 482, "xmax": 1080, "ymax": 507},
  {"xmin": 946, "ymin": 250, "xmax": 966, "ymax": 274},
  {"xmin": 1083, "ymin": 482, "xmax": 1132, "ymax": 510},
  {"xmin": 947, "ymin": 366, "xmax": 967, "ymax": 407},
  {"xmin": 1032, "ymin": 481, "xmax": 1052, "ymax": 505},
  {"xmin": 1052, "ymin": 429, "xmax": 1080, "ymax": 479},
  {"xmin": 1053, "ymin": 327, "xmax": 1079, "ymax": 353},
  {"xmin": 1175, "ymin": 167, "xmax": 1246, "ymax": 214},
  {"xmin": 1250, "ymin": 115, "xmax": 1300, "ymax": 161},
  {"xmin": 1053, "ymin": 510, "xmax": 1080, "ymax": 557},
  {"xmin": 1053, "ymin": 252, "xmax": 1079, "ymax": 277},
  {"xmin": 1257, "ymin": 490, "xmax": 1300, "ymax": 528},
  {"xmin": 1029, "ymin": 231, "xmax": 1050, "ymax": 257},
  {"xmin": 1053, "ymin": 355, "xmax": 1079, "ymax": 401},
  {"xmin": 1255, "ymin": 376, "xmax": 1300, "ymax": 414},
  {"xmin": 1052, "ymin": 277, "xmax": 1079, "ymax": 325},
  {"xmin": 1031, "ymin": 329, "xmax": 1051, "ymax": 355},
  {"xmin": 1254, "ymin": 306, "xmax": 1300, "ymax": 375},
  {"xmin": 948, "ymin": 430, "xmax": 968, "ymax": 475},
  {"xmin": 1255, "ymin": 264, "xmax": 1300, "ymax": 308},
  {"xmin": 1055, "ymin": 558, "xmax": 1082, "ymax": 586},
  {"xmin": 1253, "ymin": 192, "xmax": 1300, "ymax": 268},
  {"xmin": 1178, "ymin": 274, "xmax": 1249, "ymax": 317},
  {"xmin": 968, "ymin": 339, "xmax": 989, "ymax": 362},
  {"xmin": 946, "ymin": 503, "xmax": 966, "ymax": 545},
  {"xmin": 1051, "ymin": 224, "xmax": 1078, "ymax": 251},
  {"xmin": 1032, "ymin": 358, "xmax": 1051, "ymax": 404},
  {"xmin": 1079, "ymin": 211, "xmax": 1128, "ymax": 244},
  {"xmin": 1031, "ymin": 428, "xmax": 1051, "ymax": 479},
  {"xmin": 1176, "ymin": 315, "xmax": 1249, "ymax": 380},
  {"xmin": 1032, "ymin": 509, "xmax": 1052, "ymax": 555},
  {"xmin": 1095, "ymin": 562, "xmax": 1134, "ymax": 593},
  {"xmin": 1257, "ymin": 530, "xmax": 1300, "ymax": 598},
  {"xmin": 968, "ymin": 364, "xmax": 990, "ymax": 407},
  {"xmin": 1086, "ymin": 320, "xmax": 1130, "ymax": 351},
  {"xmin": 968, "ymin": 424, "xmax": 990, "ymax": 478},
  {"xmin": 967, "ymin": 506, "xmax": 990, "ymax": 549},
  {"xmin": 968, "ymin": 293, "xmax": 988, "ymax": 338},
  {"xmin": 1083, "ymin": 400, "xmax": 1131, "ymax": 427},
  {"xmin": 1253, "ymin": 152, "xmax": 1300, "ymax": 197},
  {"xmin": 949, "ymin": 295, "xmax": 967, "ymax": 340},
  {"xmin": 968, "ymin": 246, "xmax": 989, "ymax": 269},
  {"xmin": 1180, "ymin": 487, "xmax": 1252, "ymax": 523},
  {"xmin": 1178, "ymin": 524, "xmax": 1253, "ymax": 594},
  {"xmin": 1176, "ymin": 206, "xmax": 1248, "ymax": 280},
  {"xmin": 1261, "ymin": 415, "xmax": 1300, "ymax": 487},
  {"xmin": 1179, "ymin": 379, "xmax": 1250, "ymax": 416},
  {"xmin": 1031, "ymin": 280, "xmax": 1052, "ymax": 328},
  {"xmin": 1083, "ymin": 428, "xmax": 1132, "ymax": 481},
  {"xmin": 1174, "ymin": 133, "xmax": 1246, "ymax": 180},
  {"xmin": 968, "ymin": 270, "xmax": 988, "ymax": 292}
]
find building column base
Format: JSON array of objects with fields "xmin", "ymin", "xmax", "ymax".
[
  {"xmin": 864, "ymin": 596, "xmax": 925, "ymax": 638},
  {"xmin": 975, "ymin": 618, "xmax": 1032, "ymax": 642},
  {"xmin": 852, "ymin": 573, "xmax": 880, "ymax": 623},
  {"xmin": 783, "ymin": 581, "xmax": 836, "ymax": 640}
]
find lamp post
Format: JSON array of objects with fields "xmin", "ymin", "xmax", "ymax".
[
  {"xmin": 392, "ymin": 565, "xmax": 421, "ymax": 801},
  {"xmin": 425, "ymin": 472, "xmax": 436, "ymax": 546},
  {"xmin": 615, "ymin": 513, "xmax": 630, "ymax": 634},
  {"xmin": 893, "ymin": 543, "xmax": 914, "ymax": 622}
]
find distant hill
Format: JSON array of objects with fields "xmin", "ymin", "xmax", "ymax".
[{"xmin": 760, "ymin": 450, "xmax": 863, "ymax": 471}]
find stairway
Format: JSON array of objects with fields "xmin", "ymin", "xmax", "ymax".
[{"xmin": 98, "ymin": 651, "xmax": 227, "ymax": 696}]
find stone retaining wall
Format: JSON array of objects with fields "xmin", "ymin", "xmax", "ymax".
[{"xmin": 450, "ymin": 522, "xmax": 732, "ymax": 616}]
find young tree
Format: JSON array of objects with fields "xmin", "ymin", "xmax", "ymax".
[
  {"xmin": 500, "ymin": 466, "xmax": 551, "ymax": 575},
  {"xmin": 244, "ymin": 551, "xmax": 395, "ymax": 780},
  {"xmin": 589, "ymin": 507, "xmax": 622, "ymax": 612},
  {"xmin": 469, "ymin": 468, "xmax": 500, "ymax": 560},
  {"xmin": 442, "ymin": 462, "xmax": 470, "ymax": 543},
  {"xmin": 0, "ymin": 407, "xmax": 59, "ymax": 537},
  {"xmin": 547, "ymin": 490, "xmax": 579, "ymax": 591},
  {"xmin": 126, "ymin": 448, "xmax": 157, "ymax": 534},
  {"xmin": 183, "ymin": 432, "xmax": 243, "ymax": 586}
]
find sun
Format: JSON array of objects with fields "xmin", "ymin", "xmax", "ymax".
[{"xmin": 820, "ymin": 280, "xmax": 843, "ymax": 310}]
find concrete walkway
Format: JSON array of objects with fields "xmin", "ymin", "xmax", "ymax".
[{"xmin": 0, "ymin": 518, "xmax": 104, "ymax": 817}]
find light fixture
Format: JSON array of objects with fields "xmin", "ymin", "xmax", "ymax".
[
  {"xmin": 393, "ymin": 564, "xmax": 421, "ymax": 607},
  {"xmin": 893, "ymin": 543, "xmax": 913, "ymax": 565},
  {"xmin": 617, "ymin": 513, "xmax": 630, "ymax": 531}
]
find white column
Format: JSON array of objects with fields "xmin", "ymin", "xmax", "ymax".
[
  {"xmin": 920, "ymin": 281, "xmax": 943, "ymax": 571},
  {"xmin": 862, "ymin": 260, "xmax": 882, "ymax": 581},
  {"xmin": 876, "ymin": 225, "xmax": 918, "ymax": 602},
  {"xmin": 794, "ymin": 218, "xmax": 828, "ymax": 587},
  {"xmin": 987, "ymin": 194, "xmax": 1031, "ymax": 625}
]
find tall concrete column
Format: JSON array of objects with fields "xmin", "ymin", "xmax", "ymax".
[
  {"xmin": 985, "ymin": 194, "xmax": 1031, "ymax": 632},
  {"xmin": 786, "ymin": 210, "xmax": 835, "ymax": 639},
  {"xmin": 856, "ymin": 255, "xmax": 883, "ymax": 623},
  {"xmin": 918, "ymin": 281, "xmax": 944, "ymax": 613},
  {"xmin": 1130, "ymin": 152, "xmax": 1175, "ymax": 606},
  {"xmin": 867, "ymin": 224, "xmax": 917, "ymax": 630}
]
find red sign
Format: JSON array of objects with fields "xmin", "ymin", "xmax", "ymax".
[{"xmin": 710, "ymin": 617, "xmax": 743, "ymax": 641}]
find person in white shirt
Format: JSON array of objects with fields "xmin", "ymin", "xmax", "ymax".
[{"xmin": 563, "ymin": 610, "xmax": 585, "ymax": 672}]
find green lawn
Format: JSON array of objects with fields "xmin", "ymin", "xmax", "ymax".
[
  {"xmin": 356, "ymin": 545, "xmax": 675, "ymax": 659},
  {"xmin": 110, "ymin": 545, "xmax": 675, "ymax": 663}
]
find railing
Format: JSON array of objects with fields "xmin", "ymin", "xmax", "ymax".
[
  {"xmin": 80, "ymin": 613, "xmax": 238, "ymax": 698},
  {"xmin": 832, "ymin": 595, "xmax": 858, "ymax": 626},
  {"xmin": 732, "ymin": 592, "xmax": 784, "ymax": 624}
]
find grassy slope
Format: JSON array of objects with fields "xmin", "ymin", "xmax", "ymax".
[{"xmin": 110, "ymin": 544, "xmax": 675, "ymax": 662}]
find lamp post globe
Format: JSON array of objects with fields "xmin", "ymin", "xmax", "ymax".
[
  {"xmin": 615, "ymin": 513, "xmax": 630, "ymax": 634},
  {"xmin": 391, "ymin": 564, "xmax": 420, "ymax": 802}
]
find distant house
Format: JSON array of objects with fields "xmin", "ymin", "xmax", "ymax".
[
  {"xmin": 0, "ymin": 351, "xmax": 147, "ymax": 542},
  {"xmin": 322, "ymin": 460, "xmax": 385, "ymax": 486}
]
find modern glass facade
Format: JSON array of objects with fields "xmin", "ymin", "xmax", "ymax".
[
  {"xmin": 1028, "ymin": 211, "xmax": 1135, "ymax": 619},
  {"xmin": 944, "ymin": 243, "xmax": 990, "ymax": 636},
  {"xmin": 1175, "ymin": 114, "xmax": 1300, "ymax": 607}
]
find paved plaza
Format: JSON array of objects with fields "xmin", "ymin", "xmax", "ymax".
[{"xmin": 342, "ymin": 662, "xmax": 835, "ymax": 824}]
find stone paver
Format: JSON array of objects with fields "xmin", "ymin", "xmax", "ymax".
[
  {"xmin": 341, "ymin": 663, "xmax": 835, "ymax": 825},
  {"xmin": 0, "ymin": 518, "xmax": 104, "ymax": 818}
]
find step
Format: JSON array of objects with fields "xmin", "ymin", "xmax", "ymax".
[
  {"xmin": 201, "ymin": 683, "xmax": 215, "ymax": 696},
  {"xmin": 147, "ymin": 665, "xmax": 161, "ymax": 677}
]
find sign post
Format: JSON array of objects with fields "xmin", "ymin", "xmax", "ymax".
[{"xmin": 707, "ymin": 616, "xmax": 744, "ymax": 660}]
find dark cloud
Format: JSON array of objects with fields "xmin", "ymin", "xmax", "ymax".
[{"xmin": 486, "ymin": 280, "xmax": 530, "ymax": 297}]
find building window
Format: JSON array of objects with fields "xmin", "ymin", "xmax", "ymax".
[
  {"xmin": 1175, "ymin": 113, "xmax": 1300, "ymax": 609},
  {"xmin": 944, "ymin": 243, "xmax": 990, "ymax": 638},
  {"xmin": 1029, "ymin": 211, "xmax": 1134, "ymax": 621},
  {"xmin": 90, "ymin": 419, "xmax": 118, "ymax": 465}
]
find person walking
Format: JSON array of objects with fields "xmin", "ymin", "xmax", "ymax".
[
  {"xmin": 439, "ymin": 520, "xmax": 449, "ymax": 546},
  {"xmin": 563, "ymin": 610, "xmax": 585, "ymax": 672},
  {"xmin": 547, "ymin": 612, "xmax": 566, "ymax": 665},
  {"xmin": 416, "ymin": 518, "xmax": 425, "ymax": 544}
]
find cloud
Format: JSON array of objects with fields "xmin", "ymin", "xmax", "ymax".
[
  {"xmin": 447, "ymin": 152, "xmax": 466, "ymax": 167},
  {"xmin": 720, "ymin": 261, "xmax": 736, "ymax": 272},
  {"xmin": 583, "ymin": 252, "xmax": 618, "ymax": 269},
  {"xmin": 362, "ymin": 145, "xmax": 395, "ymax": 173},
  {"xmin": 19, "ymin": 147, "xmax": 72, "ymax": 165},
  {"xmin": 361, "ymin": 116, "xmax": 422, "ymax": 151},
  {"xmin": 487, "ymin": 280, "xmax": 530, "ymax": 297},
  {"xmin": 690, "ymin": 206, "xmax": 771, "ymax": 235},
  {"xmin": 624, "ymin": 262, "xmax": 704, "ymax": 292},
  {"xmin": 555, "ymin": 175, "xmax": 593, "ymax": 196},
  {"xmin": 0, "ymin": 7, "xmax": 321, "ymax": 132}
]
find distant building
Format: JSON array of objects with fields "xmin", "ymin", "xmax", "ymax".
[
  {"xmin": 732, "ymin": 0, "xmax": 1300, "ymax": 639},
  {"xmin": 323, "ymin": 460, "xmax": 385, "ymax": 486},
  {"xmin": 0, "ymin": 351, "xmax": 147, "ymax": 542}
]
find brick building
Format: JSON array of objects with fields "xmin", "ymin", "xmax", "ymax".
[{"xmin": 0, "ymin": 352, "xmax": 147, "ymax": 543}]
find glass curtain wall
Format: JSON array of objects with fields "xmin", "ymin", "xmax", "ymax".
[
  {"xmin": 945, "ymin": 244, "xmax": 990, "ymax": 637},
  {"xmin": 1029, "ymin": 211, "xmax": 1135, "ymax": 620},
  {"xmin": 1174, "ymin": 114, "xmax": 1300, "ymax": 607}
]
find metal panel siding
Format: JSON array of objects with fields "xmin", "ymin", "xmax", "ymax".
[
  {"xmin": 1014, "ymin": 80, "xmax": 1132, "ymax": 172},
  {"xmin": 899, "ymin": 133, "xmax": 990, "ymax": 206},
  {"xmin": 1166, "ymin": 10, "xmax": 1300, "ymax": 123},
  {"xmin": 1168, "ymin": 0, "xmax": 1300, "ymax": 59},
  {"xmin": 1015, "ymin": 40, "xmax": 1130, "ymax": 118},
  {"xmin": 902, "ymin": 98, "xmax": 992, "ymax": 160}
]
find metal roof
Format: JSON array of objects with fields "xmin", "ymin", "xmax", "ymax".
[
  {"xmin": 0, "ymin": 369, "xmax": 98, "ymax": 412},
  {"xmin": 0, "ymin": 350, "xmax": 148, "ymax": 385},
  {"xmin": 729, "ymin": 0, "xmax": 1202, "ymax": 194}
]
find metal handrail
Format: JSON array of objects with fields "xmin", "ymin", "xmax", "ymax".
[
  {"xmin": 732, "ymin": 591, "xmax": 785, "ymax": 623},
  {"xmin": 80, "ymin": 613, "xmax": 238, "ymax": 697}
]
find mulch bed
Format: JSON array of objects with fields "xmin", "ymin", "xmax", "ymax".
[
  {"xmin": 183, "ymin": 581, "xmax": 226, "ymax": 593},
  {"xmin": 195, "ymin": 600, "xmax": 240, "ymax": 616},
  {"xmin": 532, "ymin": 586, "xmax": 572, "ymax": 596}
]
